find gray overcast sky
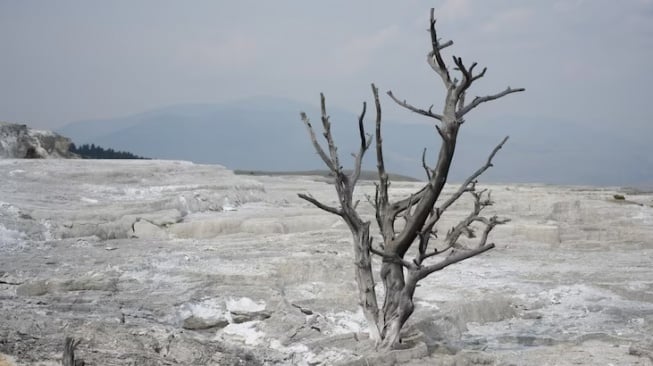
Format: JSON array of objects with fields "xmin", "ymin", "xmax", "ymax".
[{"xmin": 1, "ymin": 0, "xmax": 652, "ymax": 133}]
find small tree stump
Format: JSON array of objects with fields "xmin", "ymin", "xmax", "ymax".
[{"xmin": 62, "ymin": 337, "xmax": 84, "ymax": 366}]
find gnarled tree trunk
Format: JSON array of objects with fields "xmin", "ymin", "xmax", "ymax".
[{"xmin": 351, "ymin": 221, "xmax": 381, "ymax": 341}]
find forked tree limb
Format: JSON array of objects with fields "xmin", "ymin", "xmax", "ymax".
[
  {"xmin": 299, "ymin": 93, "xmax": 373, "ymax": 215},
  {"xmin": 441, "ymin": 190, "xmax": 490, "ymax": 249},
  {"xmin": 477, "ymin": 216, "xmax": 510, "ymax": 247},
  {"xmin": 453, "ymin": 56, "xmax": 487, "ymax": 98},
  {"xmin": 457, "ymin": 87, "xmax": 526, "ymax": 117},
  {"xmin": 299, "ymin": 92, "xmax": 382, "ymax": 341},
  {"xmin": 423, "ymin": 192, "xmax": 482, "ymax": 260},
  {"xmin": 413, "ymin": 136, "xmax": 509, "ymax": 264},
  {"xmin": 417, "ymin": 190, "xmax": 509, "ymax": 271},
  {"xmin": 420, "ymin": 136, "xmax": 508, "ymax": 234},
  {"xmin": 299, "ymin": 108, "xmax": 347, "ymax": 216},
  {"xmin": 387, "ymin": 186, "xmax": 429, "ymax": 220}
]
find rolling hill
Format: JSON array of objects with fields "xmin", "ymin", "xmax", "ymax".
[{"xmin": 58, "ymin": 96, "xmax": 652, "ymax": 187}]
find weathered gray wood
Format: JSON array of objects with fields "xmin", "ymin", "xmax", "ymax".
[
  {"xmin": 299, "ymin": 7, "xmax": 524, "ymax": 351},
  {"xmin": 62, "ymin": 337, "xmax": 84, "ymax": 366}
]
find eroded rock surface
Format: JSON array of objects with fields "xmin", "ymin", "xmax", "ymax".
[
  {"xmin": 0, "ymin": 122, "xmax": 77, "ymax": 159},
  {"xmin": 1, "ymin": 160, "xmax": 652, "ymax": 365}
]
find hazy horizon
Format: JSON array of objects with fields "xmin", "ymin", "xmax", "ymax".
[{"xmin": 2, "ymin": 1, "xmax": 652, "ymax": 186}]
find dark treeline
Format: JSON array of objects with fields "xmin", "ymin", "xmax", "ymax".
[{"xmin": 69, "ymin": 143, "xmax": 147, "ymax": 159}]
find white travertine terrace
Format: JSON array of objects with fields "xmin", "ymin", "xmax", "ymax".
[{"xmin": 1, "ymin": 160, "xmax": 652, "ymax": 365}]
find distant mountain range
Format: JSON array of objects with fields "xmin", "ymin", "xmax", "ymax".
[{"xmin": 58, "ymin": 96, "xmax": 652, "ymax": 187}]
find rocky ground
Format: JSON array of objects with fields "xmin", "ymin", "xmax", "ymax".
[{"xmin": 1, "ymin": 159, "xmax": 652, "ymax": 365}]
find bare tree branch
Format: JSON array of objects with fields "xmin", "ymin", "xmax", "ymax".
[
  {"xmin": 373, "ymin": 84, "xmax": 387, "ymax": 201},
  {"xmin": 452, "ymin": 57, "xmax": 488, "ymax": 98},
  {"xmin": 421, "ymin": 247, "xmax": 441, "ymax": 261},
  {"xmin": 422, "ymin": 148, "xmax": 432, "ymax": 180},
  {"xmin": 437, "ymin": 40, "xmax": 453, "ymax": 50},
  {"xmin": 452, "ymin": 56, "xmax": 471, "ymax": 93},
  {"xmin": 435, "ymin": 124, "xmax": 445, "ymax": 139},
  {"xmin": 441, "ymin": 190, "xmax": 489, "ymax": 249},
  {"xmin": 418, "ymin": 188, "xmax": 508, "ymax": 271},
  {"xmin": 300, "ymin": 112, "xmax": 336, "ymax": 172},
  {"xmin": 457, "ymin": 87, "xmax": 525, "ymax": 118},
  {"xmin": 419, "ymin": 135, "xmax": 508, "ymax": 236},
  {"xmin": 350, "ymin": 101, "xmax": 372, "ymax": 188},
  {"xmin": 428, "ymin": 8, "xmax": 453, "ymax": 86},
  {"xmin": 298, "ymin": 193, "xmax": 342, "ymax": 216},
  {"xmin": 393, "ymin": 185, "xmax": 429, "ymax": 210},
  {"xmin": 319, "ymin": 93, "xmax": 341, "ymax": 172},
  {"xmin": 372, "ymin": 83, "xmax": 395, "ymax": 242},
  {"xmin": 417, "ymin": 242, "xmax": 495, "ymax": 280},
  {"xmin": 439, "ymin": 136, "xmax": 509, "ymax": 213},
  {"xmin": 477, "ymin": 216, "xmax": 510, "ymax": 247},
  {"xmin": 471, "ymin": 67, "xmax": 488, "ymax": 83},
  {"xmin": 386, "ymin": 91, "xmax": 443, "ymax": 121}
]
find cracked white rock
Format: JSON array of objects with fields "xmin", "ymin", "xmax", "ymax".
[
  {"xmin": 226, "ymin": 297, "xmax": 271, "ymax": 323},
  {"xmin": 178, "ymin": 298, "xmax": 229, "ymax": 330}
]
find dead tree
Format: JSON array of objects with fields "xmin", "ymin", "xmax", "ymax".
[{"xmin": 299, "ymin": 8, "xmax": 524, "ymax": 350}]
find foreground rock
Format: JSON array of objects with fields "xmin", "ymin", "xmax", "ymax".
[{"xmin": 1, "ymin": 160, "xmax": 652, "ymax": 365}]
